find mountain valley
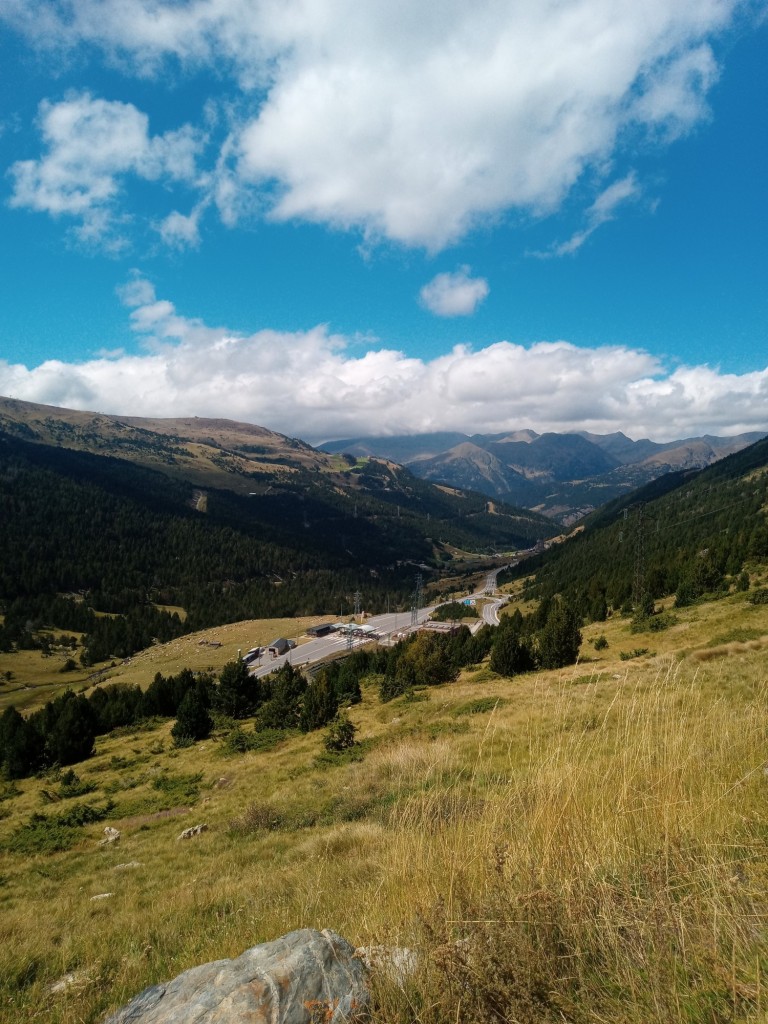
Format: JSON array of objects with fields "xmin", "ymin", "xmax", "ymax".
[{"xmin": 1, "ymin": 397, "xmax": 768, "ymax": 1024}]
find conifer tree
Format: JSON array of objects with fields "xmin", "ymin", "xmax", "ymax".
[
  {"xmin": 171, "ymin": 687, "xmax": 213, "ymax": 745},
  {"xmin": 490, "ymin": 627, "xmax": 535, "ymax": 676},
  {"xmin": 324, "ymin": 711, "xmax": 357, "ymax": 752},
  {"xmin": 537, "ymin": 597, "xmax": 582, "ymax": 670},
  {"xmin": 215, "ymin": 658, "xmax": 260, "ymax": 719},
  {"xmin": 44, "ymin": 693, "xmax": 97, "ymax": 766},
  {"xmin": 0, "ymin": 706, "xmax": 43, "ymax": 779}
]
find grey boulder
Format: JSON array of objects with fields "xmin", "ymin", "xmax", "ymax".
[{"xmin": 103, "ymin": 928, "xmax": 369, "ymax": 1024}]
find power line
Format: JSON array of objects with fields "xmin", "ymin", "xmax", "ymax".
[{"xmin": 661, "ymin": 496, "xmax": 754, "ymax": 532}]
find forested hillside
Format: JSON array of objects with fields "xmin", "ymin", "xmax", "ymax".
[
  {"xmin": 0, "ymin": 425, "xmax": 555, "ymax": 661},
  {"xmin": 501, "ymin": 435, "xmax": 768, "ymax": 616}
]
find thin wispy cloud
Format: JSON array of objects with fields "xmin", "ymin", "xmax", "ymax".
[{"xmin": 534, "ymin": 174, "xmax": 642, "ymax": 257}]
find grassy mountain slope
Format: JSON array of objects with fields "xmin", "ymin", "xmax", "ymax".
[
  {"xmin": 3, "ymin": 409, "xmax": 768, "ymax": 1023},
  {"xmin": 0, "ymin": 431, "xmax": 551, "ymax": 601},
  {"xmin": 0, "ymin": 396, "xmax": 554, "ymax": 548},
  {"xmin": 407, "ymin": 441, "xmax": 529, "ymax": 497},
  {"xmin": 1, "ymin": 585, "xmax": 767, "ymax": 1023},
  {"xmin": 0, "ymin": 396, "xmax": 334, "ymax": 493}
]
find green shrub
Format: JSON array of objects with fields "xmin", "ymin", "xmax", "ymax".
[
  {"xmin": 631, "ymin": 612, "xmax": 677, "ymax": 634},
  {"xmin": 324, "ymin": 712, "xmax": 357, "ymax": 752},
  {"xmin": 0, "ymin": 779, "xmax": 21, "ymax": 803},
  {"xmin": 228, "ymin": 802, "xmax": 285, "ymax": 835},
  {"xmin": 2, "ymin": 802, "xmax": 113, "ymax": 855},
  {"xmin": 708, "ymin": 628, "xmax": 765, "ymax": 647},
  {"xmin": 454, "ymin": 697, "xmax": 508, "ymax": 716},
  {"xmin": 379, "ymin": 676, "xmax": 412, "ymax": 703},
  {"xmin": 619, "ymin": 648, "xmax": 650, "ymax": 661},
  {"xmin": 151, "ymin": 771, "xmax": 203, "ymax": 805},
  {"xmin": 220, "ymin": 727, "xmax": 286, "ymax": 755},
  {"xmin": 57, "ymin": 768, "xmax": 97, "ymax": 799}
]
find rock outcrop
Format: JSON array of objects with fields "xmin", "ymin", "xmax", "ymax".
[
  {"xmin": 176, "ymin": 823, "xmax": 207, "ymax": 840},
  {"xmin": 102, "ymin": 928, "xmax": 369, "ymax": 1024}
]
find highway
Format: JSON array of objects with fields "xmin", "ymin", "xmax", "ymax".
[
  {"xmin": 249, "ymin": 606, "xmax": 434, "ymax": 678},
  {"xmin": 250, "ymin": 564, "xmax": 510, "ymax": 678},
  {"xmin": 471, "ymin": 566, "xmax": 507, "ymax": 627}
]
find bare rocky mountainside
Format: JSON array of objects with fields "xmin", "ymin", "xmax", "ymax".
[{"xmin": 320, "ymin": 427, "xmax": 766, "ymax": 521}]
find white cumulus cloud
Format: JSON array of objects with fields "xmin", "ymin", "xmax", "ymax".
[
  {"xmin": 420, "ymin": 268, "xmax": 489, "ymax": 317},
  {"xmin": 0, "ymin": 278, "xmax": 766, "ymax": 444},
  {"xmin": 2, "ymin": 0, "xmax": 751, "ymax": 249},
  {"xmin": 8, "ymin": 92, "xmax": 204, "ymax": 247}
]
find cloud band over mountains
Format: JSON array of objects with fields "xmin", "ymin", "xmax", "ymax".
[{"xmin": 1, "ymin": 279, "xmax": 765, "ymax": 444}]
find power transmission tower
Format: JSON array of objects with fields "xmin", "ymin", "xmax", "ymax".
[
  {"xmin": 354, "ymin": 590, "xmax": 361, "ymax": 620},
  {"xmin": 411, "ymin": 573, "xmax": 423, "ymax": 627},
  {"xmin": 622, "ymin": 504, "xmax": 656, "ymax": 615},
  {"xmin": 633, "ymin": 505, "xmax": 647, "ymax": 613}
]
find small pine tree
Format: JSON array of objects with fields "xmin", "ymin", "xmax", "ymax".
[
  {"xmin": 324, "ymin": 712, "xmax": 357, "ymax": 752},
  {"xmin": 215, "ymin": 658, "xmax": 260, "ymax": 719},
  {"xmin": 171, "ymin": 688, "xmax": 213, "ymax": 745},
  {"xmin": 490, "ymin": 628, "xmax": 535, "ymax": 676},
  {"xmin": 0, "ymin": 706, "xmax": 43, "ymax": 779},
  {"xmin": 537, "ymin": 597, "xmax": 582, "ymax": 670},
  {"xmin": 255, "ymin": 663, "xmax": 306, "ymax": 731},
  {"xmin": 300, "ymin": 673, "xmax": 338, "ymax": 732}
]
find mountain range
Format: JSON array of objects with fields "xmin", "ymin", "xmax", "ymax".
[
  {"xmin": 0, "ymin": 396, "xmax": 558, "ymax": 642},
  {"xmin": 319, "ymin": 428, "xmax": 766, "ymax": 521}
]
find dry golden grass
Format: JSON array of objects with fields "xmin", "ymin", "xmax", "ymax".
[
  {"xmin": 99, "ymin": 615, "xmax": 336, "ymax": 693},
  {"xmin": 0, "ymin": 644, "xmax": 88, "ymax": 714},
  {"xmin": 1, "ymin": 591, "xmax": 768, "ymax": 1022},
  {"xmin": 0, "ymin": 616, "xmax": 337, "ymax": 714}
]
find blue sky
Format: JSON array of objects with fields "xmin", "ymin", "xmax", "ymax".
[{"xmin": 1, "ymin": 0, "xmax": 766, "ymax": 443}]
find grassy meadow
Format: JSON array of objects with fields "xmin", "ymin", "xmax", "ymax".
[
  {"xmin": 0, "ymin": 616, "xmax": 336, "ymax": 715},
  {"xmin": 1, "ymin": 588, "xmax": 768, "ymax": 1022}
]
